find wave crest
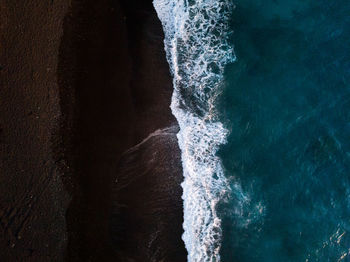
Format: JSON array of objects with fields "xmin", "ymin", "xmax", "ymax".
[{"xmin": 153, "ymin": 0, "xmax": 237, "ymax": 261}]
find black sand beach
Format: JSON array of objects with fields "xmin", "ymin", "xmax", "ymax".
[{"xmin": 0, "ymin": 0, "xmax": 186, "ymax": 261}]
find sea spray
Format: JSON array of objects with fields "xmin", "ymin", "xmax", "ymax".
[{"xmin": 153, "ymin": 0, "xmax": 236, "ymax": 261}]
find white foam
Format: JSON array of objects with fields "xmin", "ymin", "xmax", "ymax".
[{"xmin": 153, "ymin": 0, "xmax": 239, "ymax": 261}]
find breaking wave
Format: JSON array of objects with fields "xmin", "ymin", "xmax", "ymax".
[{"xmin": 153, "ymin": 0, "xmax": 238, "ymax": 261}]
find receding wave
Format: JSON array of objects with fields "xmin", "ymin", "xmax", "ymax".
[{"xmin": 153, "ymin": 0, "xmax": 238, "ymax": 261}]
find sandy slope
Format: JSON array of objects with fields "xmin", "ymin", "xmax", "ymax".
[{"xmin": 1, "ymin": 0, "xmax": 185, "ymax": 261}]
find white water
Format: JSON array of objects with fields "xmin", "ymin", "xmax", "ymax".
[{"xmin": 153, "ymin": 0, "xmax": 237, "ymax": 261}]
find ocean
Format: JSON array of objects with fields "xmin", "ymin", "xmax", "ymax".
[{"xmin": 153, "ymin": 0, "xmax": 350, "ymax": 261}]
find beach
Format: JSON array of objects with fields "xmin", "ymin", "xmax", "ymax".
[{"xmin": 0, "ymin": 0, "xmax": 185, "ymax": 261}]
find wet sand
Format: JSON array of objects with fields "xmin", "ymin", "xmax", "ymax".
[{"xmin": 1, "ymin": 0, "xmax": 186, "ymax": 261}]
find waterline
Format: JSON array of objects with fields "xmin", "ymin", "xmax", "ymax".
[{"xmin": 153, "ymin": 0, "xmax": 236, "ymax": 260}]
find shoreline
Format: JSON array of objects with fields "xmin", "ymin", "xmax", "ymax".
[
  {"xmin": 58, "ymin": 0, "xmax": 185, "ymax": 260},
  {"xmin": 1, "ymin": 0, "xmax": 186, "ymax": 261}
]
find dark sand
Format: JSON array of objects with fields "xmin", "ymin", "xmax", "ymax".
[
  {"xmin": 112, "ymin": 126, "xmax": 186, "ymax": 261},
  {"xmin": 1, "ymin": 0, "xmax": 186, "ymax": 261},
  {"xmin": 0, "ymin": 1, "xmax": 71, "ymax": 260}
]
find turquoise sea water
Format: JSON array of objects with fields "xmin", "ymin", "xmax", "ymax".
[
  {"xmin": 219, "ymin": 0, "xmax": 350, "ymax": 261},
  {"xmin": 154, "ymin": 0, "xmax": 350, "ymax": 260}
]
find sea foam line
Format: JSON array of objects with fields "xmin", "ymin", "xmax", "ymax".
[{"xmin": 153, "ymin": 0, "xmax": 236, "ymax": 261}]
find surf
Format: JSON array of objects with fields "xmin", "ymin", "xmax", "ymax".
[{"xmin": 153, "ymin": 0, "xmax": 237, "ymax": 261}]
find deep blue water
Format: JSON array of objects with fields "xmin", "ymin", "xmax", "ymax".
[{"xmin": 219, "ymin": 0, "xmax": 350, "ymax": 261}]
